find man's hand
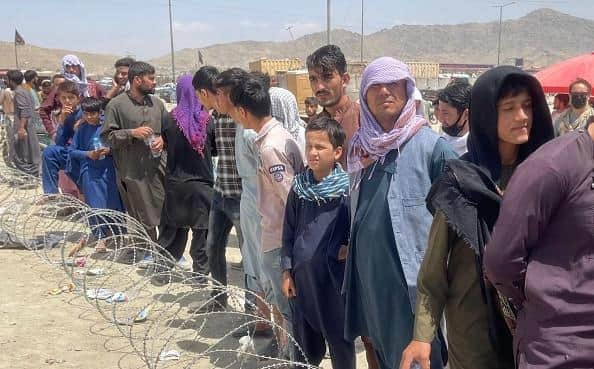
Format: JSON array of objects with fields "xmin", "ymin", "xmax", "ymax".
[
  {"xmin": 399, "ymin": 340, "xmax": 431, "ymax": 369},
  {"xmin": 87, "ymin": 149, "xmax": 102, "ymax": 160},
  {"xmin": 73, "ymin": 118, "xmax": 83, "ymax": 131},
  {"xmin": 130, "ymin": 126, "xmax": 153, "ymax": 140},
  {"xmin": 338, "ymin": 244, "xmax": 348, "ymax": 261},
  {"xmin": 151, "ymin": 135, "xmax": 164, "ymax": 152},
  {"xmin": 17, "ymin": 127, "xmax": 27, "ymax": 140},
  {"xmin": 98, "ymin": 147, "xmax": 110, "ymax": 156},
  {"xmin": 281, "ymin": 271, "xmax": 297, "ymax": 299}
]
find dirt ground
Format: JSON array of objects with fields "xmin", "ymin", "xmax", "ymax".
[{"xmin": 0, "ymin": 233, "xmax": 370, "ymax": 369}]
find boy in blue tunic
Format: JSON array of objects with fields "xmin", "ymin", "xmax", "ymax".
[
  {"xmin": 281, "ymin": 117, "xmax": 355, "ymax": 369},
  {"xmin": 70, "ymin": 97, "xmax": 124, "ymax": 253}
]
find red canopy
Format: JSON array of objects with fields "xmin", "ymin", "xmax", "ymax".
[{"xmin": 534, "ymin": 52, "xmax": 594, "ymax": 94}]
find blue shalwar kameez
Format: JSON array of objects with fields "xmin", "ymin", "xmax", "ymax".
[
  {"xmin": 281, "ymin": 189, "xmax": 355, "ymax": 369},
  {"xmin": 70, "ymin": 122, "xmax": 124, "ymax": 239}
]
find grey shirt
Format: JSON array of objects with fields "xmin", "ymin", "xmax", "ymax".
[{"xmin": 101, "ymin": 92, "xmax": 168, "ymax": 181}]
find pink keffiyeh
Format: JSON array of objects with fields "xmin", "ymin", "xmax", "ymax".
[
  {"xmin": 347, "ymin": 57, "xmax": 427, "ymax": 173},
  {"xmin": 171, "ymin": 75, "xmax": 210, "ymax": 155}
]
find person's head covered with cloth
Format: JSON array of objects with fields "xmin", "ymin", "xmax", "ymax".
[
  {"xmin": 348, "ymin": 57, "xmax": 427, "ymax": 173},
  {"xmin": 61, "ymin": 54, "xmax": 89, "ymax": 97},
  {"xmin": 466, "ymin": 65, "xmax": 554, "ymax": 182},
  {"xmin": 172, "ymin": 74, "xmax": 211, "ymax": 156}
]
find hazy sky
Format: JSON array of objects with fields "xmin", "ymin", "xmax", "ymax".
[{"xmin": 3, "ymin": 0, "xmax": 593, "ymax": 59}]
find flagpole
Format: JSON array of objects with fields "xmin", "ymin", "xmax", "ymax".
[{"xmin": 14, "ymin": 41, "xmax": 19, "ymax": 69}]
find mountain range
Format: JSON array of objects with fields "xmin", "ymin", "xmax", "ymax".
[{"xmin": 1, "ymin": 8, "xmax": 592, "ymax": 76}]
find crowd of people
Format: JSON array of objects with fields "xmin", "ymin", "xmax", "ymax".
[{"xmin": 0, "ymin": 43, "xmax": 593, "ymax": 369}]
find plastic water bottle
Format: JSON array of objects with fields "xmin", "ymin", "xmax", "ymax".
[
  {"xmin": 92, "ymin": 137, "xmax": 105, "ymax": 160},
  {"xmin": 146, "ymin": 133, "xmax": 161, "ymax": 158}
]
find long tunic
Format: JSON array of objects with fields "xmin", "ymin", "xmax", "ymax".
[
  {"xmin": 281, "ymin": 189, "xmax": 350, "ymax": 340},
  {"xmin": 415, "ymin": 213, "xmax": 513, "ymax": 369},
  {"xmin": 70, "ymin": 122, "xmax": 124, "ymax": 212},
  {"xmin": 160, "ymin": 114, "xmax": 215, "ymax": 229},
  {"xmin": 101, "ymin": 92, "xmax": 166, "ymax": 228},
  {"xmin": 485, "ymin": 130, "xmax": 594, "ymax": 369},
  {"xmin": 10, "ymin": 86, "xmax": 40, "ymax": 176}
]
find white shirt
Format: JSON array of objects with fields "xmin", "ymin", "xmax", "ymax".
[{"xmin": 442, "ymin": 131, "xmax": 469, "ymax": 156}]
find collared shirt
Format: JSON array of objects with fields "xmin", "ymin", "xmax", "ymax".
[
  {"xmin": 313, "ymin": 96, "xmax": 360, "ymax": 169},
  {"xmin": 255, "ymin": 118, "xmax": 305, "ymax": 252},
  {"xmin": 213, "ymin": 113, "xmax": 242, "ymax": 197}
]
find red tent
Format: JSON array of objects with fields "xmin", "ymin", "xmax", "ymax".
[{"xmin": 535, "ymin": 52, "xmax": 594, "ymax": 95}]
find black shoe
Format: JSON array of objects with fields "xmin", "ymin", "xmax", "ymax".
[
  {"xmin": 257, "ymin": 339, "xmax": 279, "ymax": 361},
  {"xmin": 187, "ymin": 300, "xmax": 227, "ymax": 314},
  {"xmin": 116, "ymin": 249, "xmax": 146, "ymax": 265}
]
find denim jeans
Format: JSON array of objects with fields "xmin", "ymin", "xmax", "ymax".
[
  {"xmin": 206, "ymin": 191, "xmax": 243, "ymax": 303},
  {"xmin": 260, "ymin": 247, "xmax": 292, "ymax": 324}
]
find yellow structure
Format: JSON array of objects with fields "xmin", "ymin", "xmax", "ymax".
[
  {"xmin": 406, "ymin": 62, "xmax": 440, "ymax": 79},
  {"xmin": 285, "ymin": 70, "xmax": 312, "ymax": 112},
  {"xmin": 249, "ymin": 58, "xmax": 301, "ymax": 76}
]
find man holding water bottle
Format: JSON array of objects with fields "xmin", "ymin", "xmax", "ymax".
[{"xmin": 101, "ymin": 61, "xmax": 167, "ymax": 260}]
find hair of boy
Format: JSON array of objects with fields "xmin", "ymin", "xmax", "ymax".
[
  {"xmin": 215, "ymin": 68, "xmax": 249, "ymax": 94},
  {"xmin": 6, "ymin": 70, "xmax": 24, "ymax": 85},
  {"xmin": 127, "ymin": 61, "xmax": 155, "ymax": 84},
  {"xmin": 80, "ymin": 97, "xmax": 103, "ymax": 113},
  {"xmin": 306, "ymin": 44, "xmax": 347, "ymax": 75},
  {"xmin": 24, "ymin": 70, "xmax": 38, "ymax": 83},
  {"xmin": 40, "ymin": 79, "xmax": 52, "ymax": 87},
  {"xmin": 57, "ymin": 80, "xmax": 81, "ymax": 96},
  {"xmin": 114, "ymin": 57, "xmax": 136, "ymax": 68},
  {"xmin": 250, "ymin": 71, "xmax": 271, "ymax": 91},
  {"xmin": 306, "ymin": 116, "xmax": 346, "ymax": 148},
  {"xmin": 192, "ymin": 66, "xmax": 219, "ymax": 92},
  {"xmin": 496, "ymin": 73, "xmax": 541, "ymax": 103},
  {"xmin": 228, "ymin": 76, "xmax": 271, "ymax": 119},
  {"xmin": 569, "ymin": 78, "xmax": 592, "ymax": 94},
  {"xmin": 304, "ymin": 96, "xmax": 318, "ymax": 106},
  {"xmin": 52, "ymin": 74, "xmax": 65, "ymax": 82},
  {"xmin": 438, "ymin": 80, "xmax": 471, "ymax": 114}
]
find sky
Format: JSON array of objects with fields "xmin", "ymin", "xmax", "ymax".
[{"xmin": 3, "ymin": 0, "xmax": 594, "ymax": 59}]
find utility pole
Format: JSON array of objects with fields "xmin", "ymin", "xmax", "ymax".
[
  {"xmin": 360, "ymin": 0, "xmax": 364, "ymax": 62},
  {"xmin": 168, "ymin": 0, "xmax": 176, "ymax": 82},
  {"xmin": 494, "ymin": 2, "xmax": 515, "ymax": 65},
  {"xmin": 286, "ymin": 25, "xmax": 295, "ymax": 40},
  {"xmin": 327, "ymin": 0, "xmax": 331, "ymax": 45}
]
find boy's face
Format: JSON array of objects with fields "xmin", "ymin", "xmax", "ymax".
[
  {"xmin": 83, "ymin": 111, "xmax": 101, "ymax": 125},
  {"xmin": 215, "ymin": 88, "xmax": 234, "ymax": 115},
  {"xmin": 497, "ymin": 89, "xmax": 533, "ymax": 146},
  {"xmin": 305, "ymin": 130, "xmax": 343, "ymax": 178},
  {"xmin": 115, "ymin": 66, "xmax": 129, "ymax": 86},
  {"xmin": 196, "ymin": 89, "xmax": 217, "ymax": 111},
  {"xmin": 58, "ymin": 92, "xmax": 80, "ymax": 109},
  {"xmin": 305, "ymin": 103, "xmax": 318, "ymax": 117}
]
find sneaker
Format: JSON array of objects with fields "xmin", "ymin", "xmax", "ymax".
[
  {"xmin": 231, "ymin": 323, "xmax": 273, "ymax": 339},
  {"xmin": 177, "ymin": 256, "xmax": 192, "ymax": 271},
  {"xmin": 257, "ymin": 339, "xmax": 279, "ymax": 361},
  {"xmin": 230, "ymin": 261, "xmax": 243, "ymax": 271},
  {"xmin": 137, "ymin": 254, "xmax": 155, "ymax": 269},
  {"xmin": 188, "ymin": 300, "xmax": 227, "ymax": 314}
]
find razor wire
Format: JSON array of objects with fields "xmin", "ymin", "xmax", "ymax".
[{"xmin": 0, "ymin": 142, "xmax": 320, "ymax": 369}]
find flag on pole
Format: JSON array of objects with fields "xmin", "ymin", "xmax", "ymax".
[
  {"xmin": 198, "ymin": 50, "xmax": 204, "ymax": 65},
  {"xmin": 15, "ymin": 29, "xmax": 25, "ymax": 45}
]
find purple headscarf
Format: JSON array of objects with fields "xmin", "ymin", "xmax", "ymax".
[
  {"xmin": 171, "ymin": 75, "xmax": 210, "ymax": 156},
  {"xmin": 347, "ymin": 57, "xmax": 427, "ymax": 173}
]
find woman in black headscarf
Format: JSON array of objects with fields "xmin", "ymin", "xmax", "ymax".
[{"xmin": 399, "ymin": 66, "xmax": 554, "ymax": 369}]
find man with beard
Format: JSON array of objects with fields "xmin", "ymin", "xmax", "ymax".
[
  {"xmin": 554, "ymin": 78, "xmax": 594, "ymax": 136},
  {"xmin": 437, "ymin": 80, "xmax": 471, "ymax": 155},
  {"xmin": 307, "ymin": 45, "xmax": 359, "ymax": 170},
  {"xmin": 101, "ymin": 61, "xmax": 166, "ymax": 249}
]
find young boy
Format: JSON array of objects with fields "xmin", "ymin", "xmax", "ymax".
[
  {"xmin": 281, "ymin": 116, "xmax": 354, "ymax": 369},
  {"xmin": 70, "ymin": 97, "xmax": 124, "ymax": 253},
  {"xmin": 41, "ymin": 80, "xmax": 83, "ymax": 196},
  {"xmin": 225, "ymin": 73, "xmax": 305, "ymax": 359},
  {"xmin": 304, "ymin": 96, "xmax": 319, "ymax": 123}
]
